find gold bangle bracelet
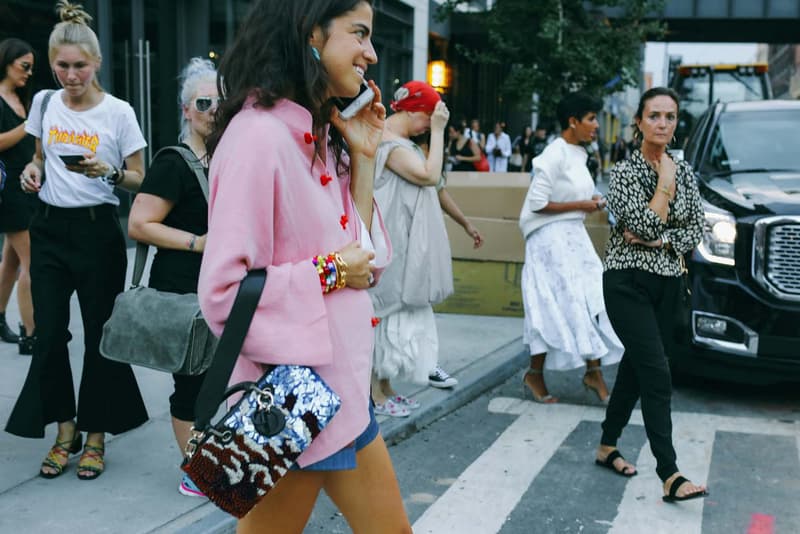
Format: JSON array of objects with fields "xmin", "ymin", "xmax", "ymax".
[
  {"xmin": 333, "ymin": 253, "xmax": 348, "ymax": 290},
  {"xmin": 657, "ymin": 185, "xmax": 672, "ymax": 198}
]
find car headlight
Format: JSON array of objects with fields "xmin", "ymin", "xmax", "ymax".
[{"xmin": 697, "ymin": 201, "xmax": 736, "ymax": 266}]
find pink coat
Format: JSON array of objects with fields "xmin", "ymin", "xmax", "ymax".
[{"xmin": 198, "ymin": 98, "xmax": 391, "ymax": 467}]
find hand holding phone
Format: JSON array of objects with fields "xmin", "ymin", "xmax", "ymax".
[
  {"xmin": 337, "ymin": 84, "xmax": 375, "ymax": 120},
  {"xmin": 59, "ymin": 155, "xmax": 86, "ymax": 165}
]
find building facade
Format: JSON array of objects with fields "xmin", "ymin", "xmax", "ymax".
[{"xmin": 768, "ymin": 44, "xmax": 800, "ymax": 99}]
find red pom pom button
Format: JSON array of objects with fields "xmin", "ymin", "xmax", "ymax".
[{"xmin": 340, "ymin": 214, "xmax": 348, "ymax": 229}]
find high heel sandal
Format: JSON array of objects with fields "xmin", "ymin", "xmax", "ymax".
[
  {"xmin": 583, "ymin": 367, "xmax": 610, "ymax": 405},
  {"xmin": 77, "ymin": 443, "xmax": 105, "ymax": 481},
  {"xmin": 40, "ymin": 432, "xmax": 83, "ymax": 479},
  {"xmin": 522, "ymin": 368, "xmax": 558, "ymax": 404}
]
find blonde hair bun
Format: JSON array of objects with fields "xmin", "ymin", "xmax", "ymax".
[{"xmin": 56, "ymin": 1, "xmax": 93, "ymax": 25}]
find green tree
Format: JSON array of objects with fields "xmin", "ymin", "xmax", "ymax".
[{"xmin": 441, "ymin": 0, "xmax": 665, "ymax": 114}]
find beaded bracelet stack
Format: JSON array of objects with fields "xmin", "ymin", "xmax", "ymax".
[{"xmin": 312, "ymin": 253, "xmax": 348, "ymax": 294}]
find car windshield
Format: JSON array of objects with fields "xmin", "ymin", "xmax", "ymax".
[
  {"xmin": 712, "ymin": 71, "xmax": 766, "ymax": 102},
  {"xmin": 677, "ymin": 73, "xmax": 711, "ymax": 122},
  {"xmin": 701, "ymin": 109, "xmax": 800, "ymax": 175}
]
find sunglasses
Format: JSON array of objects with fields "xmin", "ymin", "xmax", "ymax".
[
  {"xmin": 16, "ymin": 61, "xmax": 33, "ymax": 74},
  {"xmin": 193, "ymin": 96, "xmax": 220, "ymax": 113}
]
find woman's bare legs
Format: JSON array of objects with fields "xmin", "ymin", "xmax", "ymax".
[
  {"xmin": 5, "ymin": 231, "xmax": 33, "ymax": 333},
  {"xmin": 324, "ymin": 435, "xmax": 412, "ymax": 534},
  {"xmin": 0, "ymin": 237, "xmax": 20, "ymax": 315},
  {"xmin": 237, "ymin": 435, "xmax": 411, "ymax": 534},
  {"xmin": 172, "ymin": 417, "xmax": 193, "ymax": 458},
  {"xmin": 583, "ymin": 358, "xmax": 610, "ymax": 403},
  {"xmin": 371, "ymin": 372, "xmax": 390, "ymax": 404},
  {"xmin": 237, "ymin": 470, "xmax": 325, "ymax": 534},
  {"xmin": 523, "ymin": 353, "xmax": 557, "ymax": 402}
]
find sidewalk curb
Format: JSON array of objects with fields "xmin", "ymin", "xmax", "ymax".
[
  {"xmin": 380, "ymin": 337, "xmax": 527, "ymax": 446},
  {"xmin": 170, "ymin": 337, "xmax": 527, "ymax": 534}
]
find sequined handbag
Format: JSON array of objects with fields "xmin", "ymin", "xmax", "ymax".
[{"xmin": 182, "ymin": 269, "xmax": 341, "ymax": 518}]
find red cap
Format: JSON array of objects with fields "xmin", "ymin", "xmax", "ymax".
[{"xmin": 390, "ymin": 81, "xmax": 441, "ymax": 113}]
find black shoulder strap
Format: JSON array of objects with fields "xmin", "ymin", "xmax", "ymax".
[
  {"xmin": 131, "ymin": 146, "xmax": 210, "ymax": 287},
  {"xmin": 39, "ymin": 90, "xmax": 55, "ymax": 166},
  {"xmin": 193, "ymin": 268, "xmax": 267, "ymax": 430},
  {"xmin": 152, "ymin": 145, "xmax": 209, "ymax": 201}
]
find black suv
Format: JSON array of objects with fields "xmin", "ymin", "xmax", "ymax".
[{"xmin": 673, "ymin": 100, "xmax": 800, "ymax": 384}]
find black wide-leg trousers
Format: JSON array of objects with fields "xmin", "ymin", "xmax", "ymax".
[
  {"xmin": 5, "ymin": 202, "xmax": 148, "ymax": 438},
  {"xmin": 600, "ymin": 268, "xmax": 681, "ymax": 482}
]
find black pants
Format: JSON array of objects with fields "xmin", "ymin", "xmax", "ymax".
[
  {"xmin": 600, "ymin": 269, "xmax": 681, "ymax": 482},
  {"xmin": 5, "ymin": 202, "xmax": 148, "ymax": 438}
]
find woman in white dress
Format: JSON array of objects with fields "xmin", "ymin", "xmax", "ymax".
[{"xmin": 518, "ymin": 92, "xmax": 623, "ymax": 404}]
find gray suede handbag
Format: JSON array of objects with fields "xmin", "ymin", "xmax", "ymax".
[{"xmin": 99, "ymin": 147, "xmax": 217, "ymax": 375}]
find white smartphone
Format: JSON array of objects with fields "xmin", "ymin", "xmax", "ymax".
[{"xmin": 337, "ymin": 84, "xmax": 375, "ymax": 120}]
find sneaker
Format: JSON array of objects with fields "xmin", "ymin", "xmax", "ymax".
[
  {"xmin": 373, "ymin": 398, "xmax": 411, "ymax": 417},
  {"xmin": 391, "ymin": 394, "xmax": 420, "ymax": 410},
  {"xmin": 428, "ymin": 366, "xmax": 458, "ymax": 389},
  {"xmin": 178, "ymin": 473, "xmax": 206, "ymax": 498}
]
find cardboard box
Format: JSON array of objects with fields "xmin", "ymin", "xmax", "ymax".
[
  {"xmin": 445, "ymin": 171, "xmax": 530, "ymax": 220},
  {"xmin": 445, "ymin": 215, "xmax": 525, "ymax": 263},
  {"xmin": 445, "ymin": 212, "xmax": 610, "ymax": 263},
  {"xmin": 434, "ymin": 259, "xmax": 524, "ymax": 317}
]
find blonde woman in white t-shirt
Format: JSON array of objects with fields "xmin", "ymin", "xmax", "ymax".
[
  {"xmin": 6, "ymin": 1, "xmax": 148, "ymax": 481},
  {"xmin": 517, "ymin": 92, "xmax": 623, "ymax": 404}
]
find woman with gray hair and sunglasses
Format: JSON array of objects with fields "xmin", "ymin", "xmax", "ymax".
[{"xmin": 128, "ymin": 57, "xmax": 218, "ymax": 498}]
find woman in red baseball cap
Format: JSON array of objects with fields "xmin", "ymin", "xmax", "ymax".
[{"xmin": 368, "ymin": 81, "xmax": 461, "ymax": 416}]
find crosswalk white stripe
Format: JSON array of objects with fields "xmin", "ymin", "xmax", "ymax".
[
  {"xmin": 447, "ymin": 398, "xmax": 800, "ymax": 534},
  {"xmin": 489, "ymin": 398, "xmax": 800, "ymax": 438},
  {"xmin": 411, "ymin": 401, "xmax": 587, "ymax": 534},
  {"xmin": 608, "ymin": 412, "xmax": 715, "ymax": 534}
]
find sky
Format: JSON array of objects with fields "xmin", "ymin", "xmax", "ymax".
[{"xmin": 644, "ymin": 42, "xmax": 761, "ymax": 87}]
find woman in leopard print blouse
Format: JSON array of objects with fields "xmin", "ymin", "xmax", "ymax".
[{"xmin": 594, "ymin": 87, "xmax": 708, "ymax": 503}]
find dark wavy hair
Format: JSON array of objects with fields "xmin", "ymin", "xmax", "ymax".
[
  {"xmin": 632, "ymin": 87, "xmax": 680, "ymax": 142},
  {"xmin": 0, "ymin": 38, "xmax": 35, "ymax": 111},
  {"xmin": 207, "ymin": 0, "xmax": 373, "ymax": 171}
]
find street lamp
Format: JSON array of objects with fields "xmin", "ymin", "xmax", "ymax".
[{"xmin": 427, "ymin": 60, "xmax": 451, "ymax": 93}]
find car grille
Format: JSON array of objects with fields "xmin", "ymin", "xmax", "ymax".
[
  {"xmin": 753, "ymin": 217, "xmax": 800, "ymax": 302},
  {"xmin": 767, "ymin": 224, "xmax": 800, "ymax": 294}
]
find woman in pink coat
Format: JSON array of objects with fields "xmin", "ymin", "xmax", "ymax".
[{"xmin": 197, "ymin": 1, "xmax": 410, "ymax": 532}]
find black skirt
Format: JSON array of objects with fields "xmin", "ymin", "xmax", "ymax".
[{"xmin": 0, "ymin": 167, "xmax": 36, "ymax": 232}]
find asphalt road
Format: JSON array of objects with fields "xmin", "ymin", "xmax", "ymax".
[{"xmin": 304, "ymin": 368, "xmax": 800, "ymax": 534}]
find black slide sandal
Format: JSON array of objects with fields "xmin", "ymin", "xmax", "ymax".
[
  {"xmin": 662, "ymin": 476, "xmax": 709, "ymax": 503},
  {"xmin": 595, "ymin": 450, "xmax": 637, "ymax": 477}
]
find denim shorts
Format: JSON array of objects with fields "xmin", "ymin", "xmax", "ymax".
[{"xmin": 292, "ymin": 402, "xmax": 380, "ymax": 471}]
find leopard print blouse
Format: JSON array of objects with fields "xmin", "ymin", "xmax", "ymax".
[{"xmin": 604, "ymin": 150, "xmax": 704, "ymax": 277}]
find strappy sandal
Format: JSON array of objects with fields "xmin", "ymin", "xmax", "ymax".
[
  {"xmin": 662, "ymin": 475, "xmax": 709, "ymax": 503},
  {"xmin": 40, "ymin": 432, "xmax": 83, "ymax": 479},
  {"xmin": 595, "ymin": 449, "xmax": 637, "ymax": 477},
  {"xmin": 583, "ymin": 367, "xmax": 610, "ymax": 405},
  {"xmin": 522, "ymin": 368, "xmax": 558, "ymax": 404},
  {"xmin": 77, "ymin": 443, "xmax": 105, "ymax": 481}
]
